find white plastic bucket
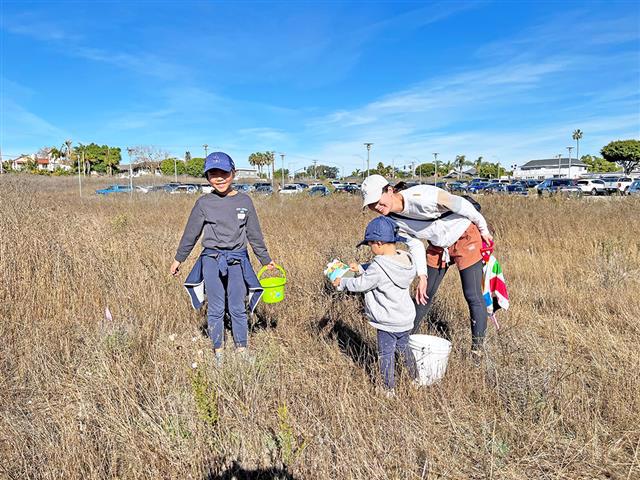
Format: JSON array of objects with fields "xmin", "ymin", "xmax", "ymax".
[{"xmin": 409, "ymin": 334, "xmax": 452, "ymax": 386}]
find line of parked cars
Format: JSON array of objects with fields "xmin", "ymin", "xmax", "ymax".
[{"xmin": 534, "ymin": 175, "xmax": 638, "ymax": 196}]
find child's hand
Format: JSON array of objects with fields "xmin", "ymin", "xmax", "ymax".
[
  {"xmin": 332, "ymin": 277, "xmax": 341, "ymax": 288},
  {"xmin": 349, "ymin": 262, "xmax": 360, "ymax": 273},
  {"xmin": 266, "ymin": 260, "xmax": 276, "ymax": 270},
  {"xmin": 170, "ymin": 260, "xmax": 181, "ymax": 277}
]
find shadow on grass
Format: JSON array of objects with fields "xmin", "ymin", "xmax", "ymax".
[
  {"xmin": 318, "ymin": 315, "xmax": 378, "ymax": 382},
  {"xmin": 205, "ymin": 461, "xmax": 296, "ymax": 480},
  {"xmin": 413, "ymin": 301, "xmax": 452, "ymax": 341}
]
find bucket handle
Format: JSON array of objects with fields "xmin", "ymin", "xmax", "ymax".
[{"xmin": 257, "ymin": 263, "xmax": 286, "ymax": 282}]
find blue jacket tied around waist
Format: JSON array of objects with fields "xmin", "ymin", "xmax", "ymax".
[{"xmin": 183, "ymin": 248, "xmax": 264, "ymax": 313}]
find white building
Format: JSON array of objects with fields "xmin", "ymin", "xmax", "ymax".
[
  {"xmin": 514, "ymin": 158, "xmax": 587, "ymax": 180},
  {"xmin": 235, "ymin": 168, "xmax": 258, "ymax": 180}
]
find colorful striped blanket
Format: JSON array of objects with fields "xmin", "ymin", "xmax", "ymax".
[{"xmin": 483, "ymin": 254, "xmax": 509, "ymax": 329}]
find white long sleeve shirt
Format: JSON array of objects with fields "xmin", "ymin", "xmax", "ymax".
[{"xmin": 390, "ymin": 185, "xmax": 490, "ymax": 276}]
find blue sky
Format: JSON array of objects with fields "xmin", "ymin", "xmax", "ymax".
[{"xmin": 1, "ymin": 1, "xmax": 639, "ymax": 172}]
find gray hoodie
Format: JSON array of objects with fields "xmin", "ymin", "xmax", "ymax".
[{"xmin": 337, "ymin": 250, "xmax": 416, "ymax": 332}]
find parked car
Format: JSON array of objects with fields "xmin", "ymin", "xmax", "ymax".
[
  {"xmin": 309, "ymin": 185, "xmax": 330, "ymax": 197},
  {"xmin": 484, "ymin": 183, "xmax": 507, "ymax": 194},
  {"xmin": 200, "ymin": 183, "xmax": 213, "ymax": 194},
  {"xmin": 575, "ymin": 179, "xmax": 606, "ymax": 196},
  {"xmin": 96, "ymin": 185, "xmax": 132, "ymax": 195},
  {"xmin": 628, "ymin": 179, "xmax": 640, "ymax": 196},
  {"xmin": 558, "ymin": 183, "xmax": 583, "ymax": 196},
  {"xmin": 599, "ymin": 175, "xmax": 630, "ymax": 194},
  {"xmin": 234, "ymin": 184, "xmax": 254, "ymax": 193},
  {"xmin": 505, "ymin": 184, "xmax": 529, "ymax": 196},
  {"xmin": 296, "ymin": 183, "xmax": 309, "ymax": 189},
  {"xmin": 535, "ymin": 178, "xmax": 575, "ymax": 195},
  {"xmin": 334, "ymin": 185, "xmax": 360, "ymax": 194},
  {"xmin": 467, "ymin": 182, "xmax": 489, "ymax": 194},
  {"xmin": 254, "ymin": 185, "xmax": 273, "ymax": 195},
  {"xmin": 434, "ymin": 181, "xmax": 448, "ymax": 190},
  {"xmin": 170, "ymin": 184, "xmax": 198, "ymax": 194},
  {"xmin": 448, "ymin": 182, "xmax": 467, "ymax": 193},
  {"xmin": 280, "ymin": 184, "xmax": 304, "ymax": 195},
  {"xmin": 135, "ymin": 185, "xmax": 153, "ymax": 193},
  {"xmin": 615, "ymin": 177, "xmax": 634, "ymax": 195}
]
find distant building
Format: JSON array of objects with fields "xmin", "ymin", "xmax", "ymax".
[
  {"xmin": 235, "ymin": 168, "xmax": 258, "ymax": 180},
  {"xmin": 514, "ymin": 158, "xmax": 587, "ymax": 180}
]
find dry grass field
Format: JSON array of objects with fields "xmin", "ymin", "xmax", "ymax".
[{"xmin": 1, "ymin": 175, "xmax": 639, "ymax": 479}]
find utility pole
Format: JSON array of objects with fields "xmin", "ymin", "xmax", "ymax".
[
  {"xmin": 203, "ymin": 144, "xmax": 209, "ymax": 158},
  {"xmin": 313, "ymin": 159, "xmax": 318, "ymax": 180},
  {"xmin": 174, "ymin": 157, "xmax": 178, "ymax": 183},
  {"xmin": 127, "ymin": 147, "xmax": 134, "ymax": 195},
  {"xmin": 433, "ymin": 153, "xmax": 439, "ymax": 185},
  {"xmin": 557, "ymin": 154, "xmax": 562, "ymax": 177},
  {"xmin": 280, "ymin": 153, "xmax": 286, "ymax": 189},
  {"xmin": 364, "ymin": 143, "xmax": 373, "ymax": 177},
  {"xmin": 566, "ymin": 146, "xmax": 573, "ymax": 179}
]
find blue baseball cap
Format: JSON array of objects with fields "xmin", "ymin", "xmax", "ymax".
[
  {"xmin": 357, "ymin": 216, "xmax": 407, "ymax": 247},
  {"xmin": 204, "ymin": 152, "xmax": 235, "ymax": 175}
]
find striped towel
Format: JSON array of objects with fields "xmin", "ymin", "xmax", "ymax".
[{"xmin": 483, "ymin": 254, "xmax": 509, "ymax": 329}]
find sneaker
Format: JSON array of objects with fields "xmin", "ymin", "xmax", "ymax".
[{"xmin": 214, "ymin": 351, "xmax": 224, "ymax": 368}]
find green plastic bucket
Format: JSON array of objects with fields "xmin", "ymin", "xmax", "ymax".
[{"xmin": 257, "ymin": 264, "xmax": 287, "ymax": 304}]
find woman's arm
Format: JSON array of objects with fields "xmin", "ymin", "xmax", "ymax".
[{"xmin": 404, "ymin": 236, "xmax": 429, "ymax": 305}]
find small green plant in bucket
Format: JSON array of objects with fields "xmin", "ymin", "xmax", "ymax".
[{"xmin": 257, "ymin": 264, "xmax": 287, "ymax": 304}]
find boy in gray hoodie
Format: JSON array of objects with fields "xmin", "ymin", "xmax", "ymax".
[{"xmin": 333, "ymin": 216, "xmax": 418, "ymax": 393}]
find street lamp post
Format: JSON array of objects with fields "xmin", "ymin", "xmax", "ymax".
[
  {"xmin": 127, "ymin": 148, "xmax": 134, "ymax": 195},
  {"xmin": 280, "ymin": 153, "xmax": 286, "ymax": 189},
  {"xmin": 364, "ymin": 143, "xmax": 373, "ymax": 177},
  {"xmin": 433, "ymin": 153, "xmax": 439, "ymax": 185},
  {"xmin": 203, "ymin": 144, "xmax": 209, "ymax": 158},
  {"xmin": 566, "ymin": 146, "xmax": 573, "ymax": 179}
]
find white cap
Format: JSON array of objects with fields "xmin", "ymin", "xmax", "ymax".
[{"xmin": 361, "ymin": 174, "xmax": 390, "ymax": 208}]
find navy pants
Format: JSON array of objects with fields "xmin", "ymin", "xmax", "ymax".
[
  {"xmin": 202, "ymin": 256, "xmax": 248, "ymax": 349},
  {"xmin": 377, "ymin": 329, "xmax": 417, "ymax": 390}
]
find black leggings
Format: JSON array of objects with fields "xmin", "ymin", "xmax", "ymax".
[{"xmin": 412, "ymin": 260, "xmax": 487, "ymax": 349}]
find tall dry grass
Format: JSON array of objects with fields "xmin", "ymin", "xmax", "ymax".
[{"xmin": 1, "ymin": 175, "xmax": 639, "ymax": 479}]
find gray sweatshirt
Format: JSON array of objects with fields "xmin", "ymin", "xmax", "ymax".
[
  {"xmin": 174, "ymin": 192, "xmax": 271, "ymax": 265},
  {"xmin": 337, "ymin": 250, "xmax": 416, "ymax": 333}
]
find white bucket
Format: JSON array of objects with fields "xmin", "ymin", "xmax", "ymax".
[{"xmin": 409, "ymin": 334, "xmax": 452, "ymax": 386}]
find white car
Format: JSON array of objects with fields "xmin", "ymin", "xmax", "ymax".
[
  {"xmin": 616, "ymin": 177, "xmax": 634, "ymax": 194},
  {"xmin": 576, "ymin": 179, "xmax": 606, "ymax": 195},
  {"xmin": 279, "ymin": 184, "xmax": 303, "ymax": 195},
  {"xmin": 200, "ymin": 183, "xmax": 213, "ymax": 194}
]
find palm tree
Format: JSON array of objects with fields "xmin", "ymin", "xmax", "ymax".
[
  {"xmin": 248, "ymin": 152, "xmax": 261, "ymax": 175},
  {"xmin": 474, "ymin": 156, "xmax": 484, "ymax": 176},
  {"xmin": 455, "ymin": 155, "xmax": 469, "ymax": 179},
  {"xmin": 63, "ymin": 140, "xmax": 74, "ymax": 168},
  {"xmin": 572, "ymin": 129, "xmax": 583, "ymax": 162},
  {"xmin": 442, "ymin": 160, "xmax": 454, "ymax": 177}
]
